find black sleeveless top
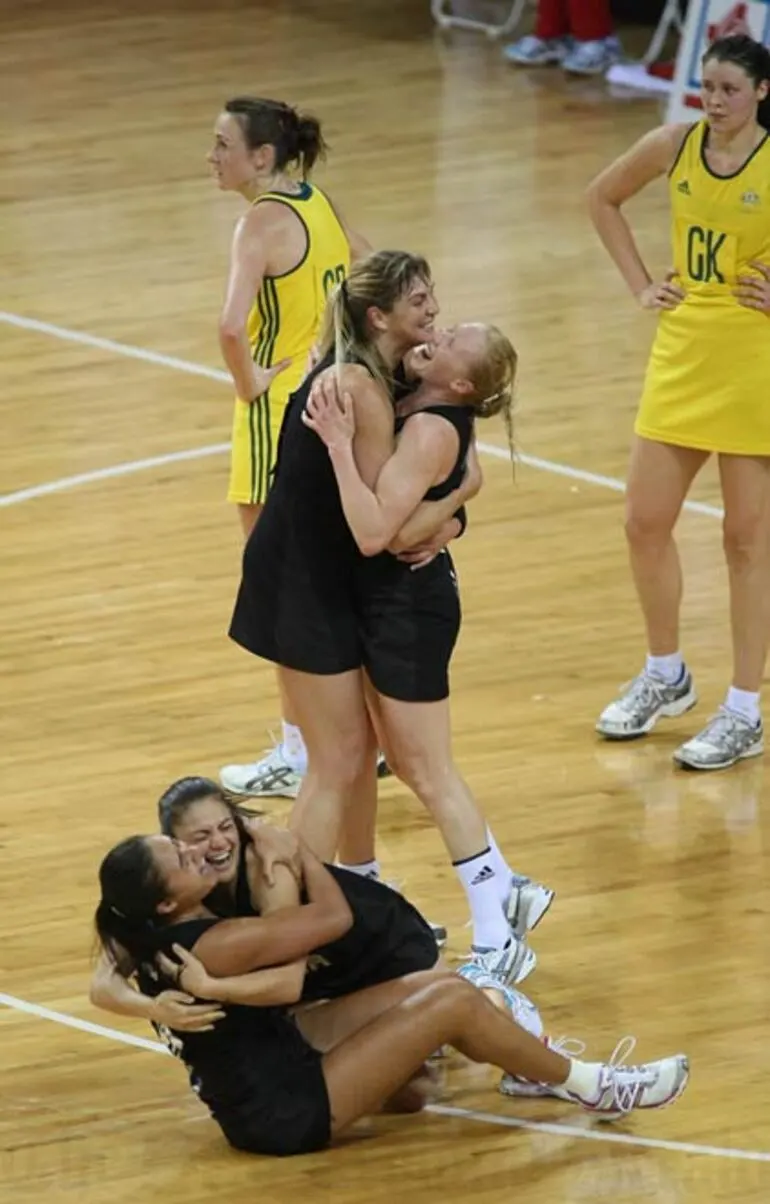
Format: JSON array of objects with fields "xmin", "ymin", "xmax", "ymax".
[
  {"xmin": 210, "ymin": 849, "xmax": 433, "ymax": 1003},
  {"xmin": 137, "ymin": 917, "xmax": 309, "ymax": 1118},
  {"xmin": 395, "ymin": 403, "xmax": 475, "ymax": 500}
]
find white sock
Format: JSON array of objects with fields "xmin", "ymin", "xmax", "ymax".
[
  {"xmin": 337, "ymin": 859, "xmax": 380, "ymax": 880},
  {"xmin": 645, "ymin": 652, "xmax": 684, "ymax": 685},
  {"xmin": 725, "ymin": 687, "xmax": 761, "ymax": 726},
  {"xmin": 280, "ymin": 721, "xmax": 307, "ymax": 774},
  {"xmin": 485, "ymin": 828, "xmax": 515, "ymax": 905},
  {"xmin": 453, "ymin": 848, "xmax": 510, "ymax": 950},
  {"xmin": 562, "ymin": 1059, "xmax": 602, "ymax": 1099}
]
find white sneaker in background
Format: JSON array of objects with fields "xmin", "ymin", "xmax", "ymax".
[
  {"xmin": 505, "ymin": 877, "xmax": 555, "ymax": 939},
  {"xmin": 674, "ymin": 708, "xmax": 764, "ymax": 771},
  {"xmin": 220, "ymin": 744, "xmax": 302, "ymax": 798},
  {"xmin": 597, "ymin": 669, "xmax": 697, "ymax": 740}
]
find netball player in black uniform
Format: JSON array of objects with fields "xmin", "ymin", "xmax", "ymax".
[
  {"xmin": 302, "ymin": 319, "xmax": 534, "ymax": 958},
  {"xmin": 94, "ymin": 831, "xmax": 689, "ymax": 1156},
  {"xmin": 90, "ymin": 776, "xmax": 440, "ymax": 1025},
  {"xmin": 229, "ymin": 251, "xmax": 551, "ymax": 984}
]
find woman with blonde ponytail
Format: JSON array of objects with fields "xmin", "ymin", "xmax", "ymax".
[
  {"xmin": 229, "ymin": 250, "xmax": 553, "ymax": 982},
  {"xmin": 302, "ymin": 319, "xmax": 551, "ymax": 985}
]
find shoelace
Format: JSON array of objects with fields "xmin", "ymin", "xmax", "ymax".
[
  {"xmin": 547, "ymin": 1035, "xmax": 586, "ymax": 1059},
  {"xmin": 599, "ymin": 1036, "xmax": 658, "ymax": 1114},
  {"xmin": 698, "ymin": 707, "xmax": 752, "ymax": 744},
  {"xmin": 618, "ymin": 672, "xmax": 667, "ymax": 712}
]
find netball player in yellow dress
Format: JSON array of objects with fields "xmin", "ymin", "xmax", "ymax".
[
  {"xmin": 588, "ymin": 35, "xmax": 770, "ymax": 770},
  {"xmin": 207, "ymin": 97, "xmax": 370, "ymax": 798}
]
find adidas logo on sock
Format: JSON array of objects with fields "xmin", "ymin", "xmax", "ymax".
[{"xmin": 470, "ymin": 865, "xmax": 496, "ymax": 886}]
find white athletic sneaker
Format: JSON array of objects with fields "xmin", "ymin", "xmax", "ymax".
[
  {"xmin": 505, "ymin": 877, "xmax": 555, "ymax": 939},
  {"xmin": 503, "ymin": 34, "xmax": 572, "ymax": 66},
  {"xmin": 220, "ymin": 744, "xmax": 302, "ymax": 798},
  {"xmin": 596, "ymin": 669, "xmax": 697, "ymax": 740},
  {"xmin": 557, "ymin": 1037, "xmax": 689, "ymax": 1120},
  {"xmin": 500, "ymin": 1036, "xmax": 586, "ymax": 1098},
  {"xmin": 561, "ymin": 35, "xmax": 622, "ymax": 76},
  {"xmin": 674, "ymin": 708, "xmax": 764, "ymax": 771},
  {"xmin": 468, "ymin": 937, "xmax": 536, "ymax": 986},
  {"xmin": 457, "ymin": 963, "xmax": 545, "ymax": 1039}
]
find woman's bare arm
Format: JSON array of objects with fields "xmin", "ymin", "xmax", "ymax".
[
  {"xmin": 586, "ymin": 123, "xmax": 690, "ymax": 301},
  {"xmin": 190, "ymin": 846, "xmax": 352, "ymax": 977}
]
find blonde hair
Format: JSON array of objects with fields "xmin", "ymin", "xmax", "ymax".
[
  {"xmin": 466, "ymin": 325, "xmax": 517, "ymax": 469},
  {"xmin": 316, "ymin": 250, "xmax": 432, "ymax": 396}
]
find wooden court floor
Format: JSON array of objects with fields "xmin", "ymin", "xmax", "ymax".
[{"xmin": 2, "ymin": 2, "xmax": 770, "ymax": 1201}]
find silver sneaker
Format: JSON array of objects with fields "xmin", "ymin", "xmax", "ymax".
[
  {"xmin": 220, "ymin": 744, "xmax": 302, "ymax": 798},
  {"xmin": 674, "ymin": 707, "xmax": 764, "ymax": 771},
  {"xmin": 596, "ymin": 669, "xmax": 697, "ymax": 739},
  {"xmin": 469, "ymin": 937, "xmax": 536, "ymax": 986},
  {"xmin": 559, "ymin": 1038, "xmax": 690, "ymax": 1120},
  {"xmin": 456, "ymin": 963, "xmax": 545, "ymax": 1039},
  {"xmin": 502, "ymin": 34, "xmax": 572, "ymax": 66},
  {"xmin": 505, "ymin": 877, "xmax": 555, "ymax": 939}
]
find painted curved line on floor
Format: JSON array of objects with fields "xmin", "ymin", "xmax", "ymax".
[{"xmin": 0, "ymin": 309, "xmax": 724, "ymax": 518}]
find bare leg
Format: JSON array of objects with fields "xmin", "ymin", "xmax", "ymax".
[
  {"xmin": 295, "ymin": 968, "xmax": 448, "ymax": 1052},
  {"xmin": 283, "ymin": 667, "xmax": 371, "ymax": 861},
  {"xmin": 718, "ymin": 454, "xmax": 770, "ymax": 693},
  {"xmin": 336, "ymin": 713, "xmax": 379, "ymax": 866},
  {"xmin": 368, "ymin": 687, "xmax": 487, "ymax": 861},
  {"xmin": 625, "ymin": 437, "xmax": 708, "ymax": 655},
  {"xmin": 322, "ymin": 975, "xmax": 570, "ymax": 1134}
]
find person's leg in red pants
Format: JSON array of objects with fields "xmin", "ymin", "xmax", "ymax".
[
  {"xmin": 567, "ymin": 0, "xmax": 612, "ymax": 42},
  {"xmin": 534, "ymin": 0, "xmax": 568, "ymax": 39},
  {"xmin": 535, "ymin": 0, "xmax": 612, "ymax": 43}
]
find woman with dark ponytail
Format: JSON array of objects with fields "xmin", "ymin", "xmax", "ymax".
[
  {"xmin": 589, "ymin": 33, "xmax": 770, "ymax": 772},
  {"xmin": 92, "ymin": 825, "xmax": 689, "ymax": 1156},
  {"xmin": 91, "ymin": 774, "xmax": 443, "ymax": 1030},
  {"xmin": 207, "ymin": 95, "xmax": 371, "ymax": 804}
]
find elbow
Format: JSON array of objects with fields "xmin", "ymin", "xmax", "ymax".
[
  {"xmin": 218, "ymin": 320, "xmax": 242, "ymax": 345},
  {"xmin": 333, "ymin": 902, "xmax": 354, "ymax": 939},
  {"xmin": 358, "ymin": 532, "xmax": 388, "ymax": 557},
  {"xmin": 585, "ymin": 181, "xmax": 617, "ymax": 217},
  {"xmin": 89, "ymin": 982, "xmax": 108, "ymax": 1009}
]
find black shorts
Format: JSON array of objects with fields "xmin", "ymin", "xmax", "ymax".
[
  {"xmin": 213, "ymin": 1023, "xmax": 332, "ymax": 1158},
  {"xmin": 355, "ymin": 551, "xmax": 461, "ymax": 703},
  {"xmin": 300, "ymin": 871, "xmax": 439, "ymax": 1003}
]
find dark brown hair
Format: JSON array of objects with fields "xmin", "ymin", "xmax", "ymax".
[{"xmin": 224, "ymin": 97, "xmax": 327, "ymax": 177}]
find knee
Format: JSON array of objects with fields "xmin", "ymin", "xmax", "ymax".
[
  {"xmin": 722, "ymin": 512, "xmax": 767, "ymax": 566},
  {"xmin": 387, "ymin": 747, "xmax": 447, "ymax": 805},
  {"xmin": 624, "ymin": 499, "xmax": 675, "ymax": 549},
  {"xmin": 420, "ymin": 974, "xmax": 478, "ymax": 1020}
]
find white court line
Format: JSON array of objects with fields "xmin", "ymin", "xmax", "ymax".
[
  {"xmin": 0, "ymin": 991, "xmax": 169, "ymax": 1054},
  {"xmin": 0, "ymin": 309, "xmax": 725, "ymax": 518},
  {"xmin": 1, "ymin": 989, "xmax": 769, "ymax": 1165}
]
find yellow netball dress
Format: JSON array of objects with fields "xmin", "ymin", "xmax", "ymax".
[
  {"xmin": 228, "ymin": 183, "xmax": 351, "ymax": 505},
  {"xmin": 636, "ymin": 121, "xmax": 770, "ymax": 455}
]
